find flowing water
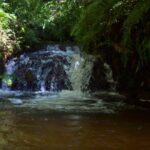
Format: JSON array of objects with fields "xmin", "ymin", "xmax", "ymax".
[
  {"xmin": 0, "ymin": 93, "xmax": 150, "ymax": 150},
  {"xmin": 0, "ymin": 44, "xmax": 150, "ymax": 149}
]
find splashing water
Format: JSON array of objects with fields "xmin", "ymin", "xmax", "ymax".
[
  {"xmin": 2, "ymin": 44, "xmax": 79, "ymax": 92},
  {"xmin": 0, "ymin": 44, "xmax": 122, "ymax": 113},
  {"xmin": 68, "ymin": 54, "xmax": 94, "ymax": 91},
  {"xmin": 2, "ymin": 44, "xmax": 102, "ymax": 93}
]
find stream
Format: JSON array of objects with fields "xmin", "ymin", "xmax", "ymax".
[
  {"xmin": 0, "ymin": 90, "xmax": 150, "ymax": 150},
  {"xmin": 0, "ymin": 44, "xmax": 150, "ymax": 149}
]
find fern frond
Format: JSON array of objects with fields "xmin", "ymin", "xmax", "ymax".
[
  {"xmin": 123, "ymin": 0, "xmax": 150, "ymax": 46},
  {"xmin": 72, "ymin": 0, "xmax": 120, "ymax": 52}
]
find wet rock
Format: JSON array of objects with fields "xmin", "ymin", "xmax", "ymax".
[
  {"xmin": 25, "ymin": 70, "xmax": 37, "ymax": 90},
  {"xmin": 81, "ymin": 57, "xmax": 116, "ymax": 92},
  {"xmin": 59, "ymin": 45, "xmax": 66, "ymax": 51},
  {"xmin": 45, "ymin": 63, "xmax": 72, "ymax": 91},
  {"xmin": 11, "ymin": 69, "xmax": 37, "ymax": 91}
]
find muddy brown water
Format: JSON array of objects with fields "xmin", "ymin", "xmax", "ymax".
[{"xmin": 0, "ymin": 92, "xmax": 150, "ymax": 150}]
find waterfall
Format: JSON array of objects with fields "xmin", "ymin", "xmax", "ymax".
[
  {"xmin": 1, "ymin": 44, "xmax": 78, "ymax": 92},
  {"xmin": 1, "ymin": 44, "xmax": 116, "ymax": 93},
  {"xmin": 68, "ymin": 54, "xmax": 94, "ymax": 92},
  {"xmin": 104, "ymin": 63, "xmax": 116, "ymax": 91}
]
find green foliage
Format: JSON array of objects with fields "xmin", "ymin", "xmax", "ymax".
[
  {"xmin": 4, "ymin": 0, "xmax": 80, "ymax": 48},
  {"xmin": 0, "ymin": 2, "xmax": 13, "ymax": 28},
  {"xmin": 45, "ymin": 0, "xmax": 80, "ymax": 41},
  {"xmin": 6, "ymin": 0, "xmax": 49, "ymax": 46},
  {"xmin": 123, "ymin": 0, "xmax": 150, "ymax": 64},
  {"xmin": 1, "ymin": 0, "xmax": 149, "ymax": 67},
  {"xmin": 72, "ymin": 0, "xmax": 120, "ymax": 52},
  {"xmin": 2, "ymin": 74, "xmax": 12, "ymax": 86},
  {"xmin": 72, "ymin": 0, "xmax": 150, "ymax": 65},
  {"xmin": 0, "ymin": 0, "xmax": 80, "ymax": 57},
  {"xmin": 0, "ymin": 2, "xmax": 16, "ymax": 59}
]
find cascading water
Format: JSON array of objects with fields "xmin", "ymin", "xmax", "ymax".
[
  {"xmin": 1, "ymin": 44, "xmax": 116, "ymax": 93},
  {"xmin": 0, "ymin": 44, "xmax": 124, "ymax": 113},
  {"xmin": 68, "ymin": 54, "xmax": 94, "ymax": 92},
  {"xmin": 2, "ymin": 45, "xmax": 78, "ymax": 92}
]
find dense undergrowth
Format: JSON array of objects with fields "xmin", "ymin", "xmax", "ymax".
[
  {"xmin": 0, "ymin": 0, "xmax": 149, "ymax": 93},
  {"xmin": 72, "ymin": 0, "xmax": 150, "ymax": 92}
]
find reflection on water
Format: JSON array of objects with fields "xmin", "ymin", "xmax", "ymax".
[
  {"xmin": 0, "ymin": 109, "xmax": 150, "ymax": 150},
  {"xmin": 0, "ymin": 91, "xmax": 150, "ymax": 149}
]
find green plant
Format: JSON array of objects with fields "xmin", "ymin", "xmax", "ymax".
[
  {"xmin": 72, "ymin": 0, "xmax": 150, "ymax": 65},
  {"xmin": 4, "ymin": 0, "xmax": 80, "ymax": 48},
  {"xmin": 0, "ymin": 2, "xmax": 16, "ymax": 59}
]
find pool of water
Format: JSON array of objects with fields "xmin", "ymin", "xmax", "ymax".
[{"xmin": 0, "ymin": 90, "xmax": 150, "ymax": 150}]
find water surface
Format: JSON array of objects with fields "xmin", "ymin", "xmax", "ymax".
[{"xmin": 0, "ymin": 91, "xmax": 150, "ymax": 150}]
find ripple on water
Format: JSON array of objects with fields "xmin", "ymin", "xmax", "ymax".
[{"xmin": 0, "ymin": 90, "xmax": 126, "ymax": 114}]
